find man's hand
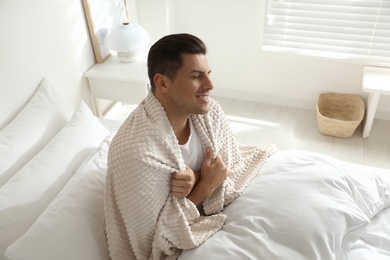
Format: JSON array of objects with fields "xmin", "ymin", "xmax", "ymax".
[
  {"xmin": 199, "ymin": 147, "xmax": 228, "ymax": 192},
  {"xmin": 186, "ymin": 147, "xmax": 228, "ymax": 207},
  {"xmin": 171, "ymin": 166, "xmax": 199, "ymax": 198}
]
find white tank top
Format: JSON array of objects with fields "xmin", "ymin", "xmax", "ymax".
[{"xmin": 179, "ymin": 119, "xmax": 204, "ymax": 172}]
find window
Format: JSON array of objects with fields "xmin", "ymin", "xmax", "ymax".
[{"xmin": 262, "ymin": 0, "xmax": 390, "ymax": 64}]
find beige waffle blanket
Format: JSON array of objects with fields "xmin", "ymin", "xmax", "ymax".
[{"xmin": 105, "ymin": 93, "xmax": 277, "ymax": 260}]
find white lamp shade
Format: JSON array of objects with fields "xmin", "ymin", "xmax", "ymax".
[{"xmin": 105, "ymin": 22, "xmax": 150, "ymax": 52}]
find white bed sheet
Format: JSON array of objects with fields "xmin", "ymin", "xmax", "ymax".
[
  {"xmin": 179, "ymin": 149, "xmax": 390, "ymax": 260},
  {"xmin": 3, "ymin": 107, "xmax": 389, "ymax": 260}
]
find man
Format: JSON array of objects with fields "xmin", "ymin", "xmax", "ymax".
[
  {"xmin": 105, "ymin": 33, "xmax": 275, "ymax": 260},
  {"xmin": 148, "ymin": 33, "xmax": 227, "ymax": 207}
]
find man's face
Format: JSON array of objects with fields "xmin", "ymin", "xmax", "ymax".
[{"xmin": 164, "ymin": 53, "xmax": 214, "ymax": 117}]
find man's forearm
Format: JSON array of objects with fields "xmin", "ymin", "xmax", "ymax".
[{"xmin": 186, "ymin": 178, "xmax": 215, "ymax": 207}]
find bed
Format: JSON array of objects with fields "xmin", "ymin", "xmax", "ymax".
[{"xmin": 1, "ymin": 78, "xmax": 389, "ymax": 260}]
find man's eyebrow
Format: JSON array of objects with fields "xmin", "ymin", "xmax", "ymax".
[{"xmin": 189, "ymin": 69, "xmax": 212, "ymax": 74}]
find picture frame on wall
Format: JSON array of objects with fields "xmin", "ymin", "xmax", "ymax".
[{"xmin": 81, "ymin": 0, "xmax": 128, "ymax": 63}]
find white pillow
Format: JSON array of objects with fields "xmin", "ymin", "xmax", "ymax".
[
  {"xmin": 5, "ymin": 134, "xmax": 113, "ymax": 260},
  {"xmin": 0, "ymin": 78, "xmax": 73, "ymax": 187},
  {"xmin": 0, "ymin": 101, "xmax": 109, "ymax": 256}
]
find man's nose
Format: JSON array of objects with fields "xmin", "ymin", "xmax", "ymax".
[{"xmin": 204, "ymin": 76, "xmax": 214, "ymax": 90}]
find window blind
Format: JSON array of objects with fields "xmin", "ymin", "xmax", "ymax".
[{"xmin": 262, "ymin": 0, "xmax": 390, "ymax": 64}]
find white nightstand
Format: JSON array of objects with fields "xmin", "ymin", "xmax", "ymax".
[
  {"xmin": 362, "ymin": 66, "xmax": 390, "ymax": 138},
  {"xmin": 84, "ymin": 55, "xmax": 150, "ymax": 117}
]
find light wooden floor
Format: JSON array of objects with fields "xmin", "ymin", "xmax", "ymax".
[{"xmin": 105, "ymin": 96, "xmax": 390, "ymax": 169}]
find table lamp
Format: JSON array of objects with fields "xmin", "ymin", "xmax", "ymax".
[{"xmin": 105, "ymin": 22, "xmax": 150, "ymax": 62}]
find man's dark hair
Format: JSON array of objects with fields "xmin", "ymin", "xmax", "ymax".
[{"xmin": 147, "ymin": 33, "xmax": 207, "ymax": 92}]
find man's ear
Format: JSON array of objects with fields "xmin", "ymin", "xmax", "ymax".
[{"xmin": 154, "ymin": 73, "xmax": 169, "ymax": 93}]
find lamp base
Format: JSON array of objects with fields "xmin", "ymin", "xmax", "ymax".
[{"xmin": 117, "ymin": 51, "xmax": 138, "ymax": 63}]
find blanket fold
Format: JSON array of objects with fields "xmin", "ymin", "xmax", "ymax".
[{"xmin": 105, "ymin": 93, "xmax": 277, "ymax": 259}]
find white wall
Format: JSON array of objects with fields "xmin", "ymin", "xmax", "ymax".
[
  {"xmin": 1, "ymin": 0, "xmax": 388, "ymax": 129},
  {"xmin": 0, "ymin": 0, "xmax": 96, "ymax": 129},
  {"xmin": 136, "ymin": 0, "xmax": 390, "ymax": 120}
]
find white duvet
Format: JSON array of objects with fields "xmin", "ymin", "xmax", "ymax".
[
  {"xmin": 179, "ymin": 149, "xmax": 390, "ymax": 260},
  {"xmin": 4, "ymin": 142, "xmax": 389, "ymax": 260}
]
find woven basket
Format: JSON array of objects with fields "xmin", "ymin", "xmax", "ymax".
[{"xmin": 316, "ymin": 93, "xmax": 365, "ymax": 138}]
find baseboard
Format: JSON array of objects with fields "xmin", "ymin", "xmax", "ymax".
[{"xmin": 211, "ymin": 87, "xmax": 390, "ymax": 121}]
